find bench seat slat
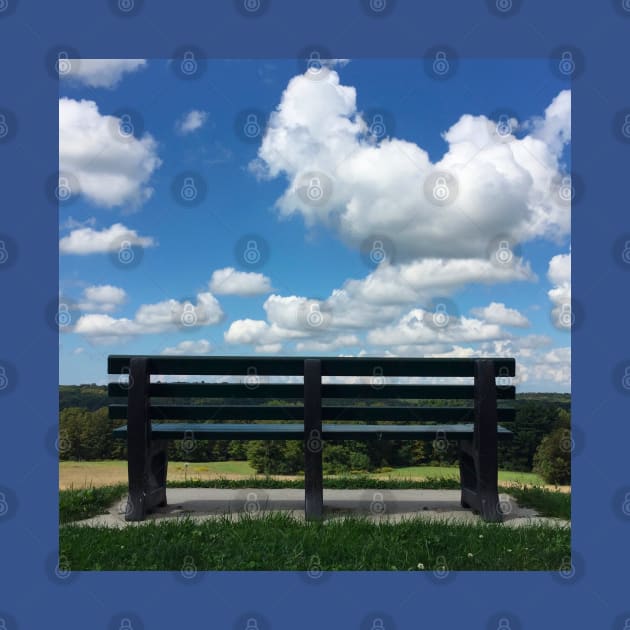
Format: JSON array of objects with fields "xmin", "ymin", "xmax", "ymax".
[
  {"xmin": 108, "ymin": 404, "xmax": 516, "ymax": 422},
  {"xmin": 112, "ymin": 422, "xmax": 513, "ymax": 441},
  {"xmin": 108, "ymin": 355, "xmax": 515, "ymax": 378},
  {"xmin": 108, "ymin": 383, "xmax": 515, "ymax": 400}
]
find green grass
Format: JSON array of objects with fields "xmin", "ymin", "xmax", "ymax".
[
  {"xmin": 59, "ymin": 484, "xmax": 127, "ymax": 524},
  {"xmin": 59, "ymin": 513, "xmax": 570, "ymax": 571},
  {"xmin": 383, "ymin": 466, "xmax": 544, "ymax": 485},
  {"xmin": 508, "ymin": 486, "xmax": 571, "ymax": 520},
  {"xmin": 166, "ymin": 475, "xmax": 463, "ymax": 490},
  {"xmin": 181, "ymin": 460, "xmax": 256, "ymax": 475}
]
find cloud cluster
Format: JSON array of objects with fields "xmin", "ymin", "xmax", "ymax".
[
  {"xmin": 253, "ymin": 68, "xmax": 571, "ymax": 262},
  {"xmin": 59, "ymin": 98, "xmax": 161, "ymax": 208},
  {"xmin": 74, "ymin": 292, "xmax": 223, "ymax": 345}
]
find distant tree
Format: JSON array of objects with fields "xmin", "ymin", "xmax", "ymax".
[
  {"xmin": 247, "ymin": 441, "xmax": 302, "ymax": 474},
  {"xmin": 59, "ymin": 407, "xmax": 112, "ymax": 460},
  {"xmin": 498, "ymin": 401, "xmax": 562, "ymax": 472},
  {"xmin": 532, "ymin": 426, "xmax": 571, "ymax": 485},
  {"xmin": 532, "ymin": 408, "xmax": 572, "ymax": 484},
  {"xmin": 323, "ymin": 443, "xmax": 371, "ymax": 474}
]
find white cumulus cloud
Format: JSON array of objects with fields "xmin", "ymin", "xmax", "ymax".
[
  {"xmin": 60, "ymin": 59, "xmax": 147, "ymax": 89},
  {"xmin": 209, "ymin": 267, "xmax": 272, "ymax": 296},
  {"xmin": 161, "ymin": 339, "xmax": 213, "ymax": 355},
  {"xmin": 253, "ymin": 68, "xmax": 571, "ymax": 261},
  {"xmin": 547, "ymin": 251, "xmax": 571, "ymax": 327},
  {"xmin": 59, "ymin": 97, "xmax": 161, "ymax": 208},
  {"xmin": 59, "ymin": 223, "xmax": 156, "ymax": 254},
  {"xmin": 78, "ymin": 284, "xmax": 127, "ymax": 313},
  {"xmin": 470, "ymin": 302, "xmax": 530, "ymax": 328}
]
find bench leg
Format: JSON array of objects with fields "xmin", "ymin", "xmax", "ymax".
[
  {"xmin": 126, "ymin": 357, "xmax": 168, "ymax": 520},
  {"xmin": 459, "ymin": 440, "xmax": 502, "ymax": 522},
  {"xmin": 304, "ymin": 435, "xmax": 323, "ymax": 520},
  {"xmin": 457, "ymin": 359, "xmax": 503, "ymax": 523},
  {"xmin": 304, "ymin": 359, "xmax": 323, "ymax": 520},
  {"xmin": 126, "ymin": 358, "xmax": 150, "ymax": 521},
  {"xmin": 146, "ymin": 439, "xmax": 168, "ymax": 509},
  {"xmin": 458, "ymin": 441, "xmax": 475, "ymax": 509}
]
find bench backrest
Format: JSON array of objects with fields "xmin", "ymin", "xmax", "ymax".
[{"xmin": 108, "ymin": 356, "xmax": 516, "ymax": 424}]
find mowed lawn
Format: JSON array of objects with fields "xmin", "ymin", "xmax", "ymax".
[{"xmin": 59, "ymin": 460, "xmax": 550, "ymax": 489}]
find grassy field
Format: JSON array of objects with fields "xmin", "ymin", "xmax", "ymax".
[
  {"xmin": 59, "ymin": 460, "xmax": 552, "ymax": 489},
  {"xmin": 59, "ymin": 460, "xmax": 256, "ymax": 488},
  {"xmin": 376, "ymin": 466, "xmax": 543, "ymax": 485},
  {"xmin": 60, "ymin": 512, "xmax": 570, "ymax": 571}
]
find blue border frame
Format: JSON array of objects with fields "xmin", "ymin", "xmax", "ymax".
[{"xmin": 1, "ymin": 0, "xmax": 629, "ymax": 627}]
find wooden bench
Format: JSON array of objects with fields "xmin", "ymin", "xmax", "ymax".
[{"xmin": 108, "ymin": 355, "xmax": 515, "ymax": 522}]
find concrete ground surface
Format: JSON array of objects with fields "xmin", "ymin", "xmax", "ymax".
[{"xmin": 73, "ymin": 488, "xmax": 570, "ymax": 528}]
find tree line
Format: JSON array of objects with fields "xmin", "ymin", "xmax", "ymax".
[{"xmin": 59, "ymin": 386, "xmax": 571, "ymax": 483}]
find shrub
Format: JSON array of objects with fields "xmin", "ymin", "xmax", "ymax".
[{"xmin": 532, "ymin": 427, "xmax": 571, "ymax": 485}]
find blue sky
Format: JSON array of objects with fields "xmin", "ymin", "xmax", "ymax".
[{"xmin": 58, "ymin": 58, "xmax": 571, "ymax": 390}]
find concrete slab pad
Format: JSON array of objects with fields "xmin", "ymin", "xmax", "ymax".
[{"xmin": 70, "ymin": 488, "xmax": 570, "ymax": 528}]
